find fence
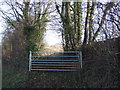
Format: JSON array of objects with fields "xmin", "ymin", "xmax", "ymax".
[{"xmin": 29, "ymin": 51, "xmax": 82, "ymax": 71}]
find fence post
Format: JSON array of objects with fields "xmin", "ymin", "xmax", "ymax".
[
  {"xmin": 29, "ymin": 51, "xmax": 32, "ymax": 71},
  {"xmin": 80, "ymin": 51, "xmax": 82, "ymax": 69}
]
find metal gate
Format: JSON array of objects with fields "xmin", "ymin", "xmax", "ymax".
[{"xmin": 29, "ymin": 51, "xmax": 82, "ymax": 71}]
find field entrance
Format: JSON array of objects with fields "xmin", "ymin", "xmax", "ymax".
[{"xmin": 29, "ymin": 51, "xmax": 82, "ymax": 72}]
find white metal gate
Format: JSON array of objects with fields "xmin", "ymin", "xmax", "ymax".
[{"xmin": 29, "ymin": 51, "xmax": 82, "ymax": 71}]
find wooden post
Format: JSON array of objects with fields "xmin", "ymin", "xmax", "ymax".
[{"xmin": 80, "ymin": 51, "xmax": 82, "ymax": 69}]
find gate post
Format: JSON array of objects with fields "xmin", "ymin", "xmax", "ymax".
[
  {"xmin": 29, "ymin": 51, "xmax": 32, "ymax": 71},
  {"xmin": 80, "ymin": 51, "xmax": 82, "ymax": 69}
]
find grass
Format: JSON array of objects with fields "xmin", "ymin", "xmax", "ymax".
[
  {"xmin": 2, "ymin": 62, "xmax": 28, "ymax": 88},
  {"xmin": 27, "ymin": 71, "xmax": 82, "ymax": 88}
]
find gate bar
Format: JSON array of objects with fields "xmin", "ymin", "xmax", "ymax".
[
  {"xmin": 32, "ymin": 64, "xmax": 80, "ymax": 66},
  {"xmin": 31, "ymin": 69, "xmax": 77, "ymax": 71},
  {"xmin": 32, "ymin": 51, "xmax": 80, "ymax": 53},
  {"xmin": 32, "ymin": 56, "xmax": 79, "ymax": 57},
  {"xmin": 32, "ymin": 60, "xmax": 79, "ymax": 62}
]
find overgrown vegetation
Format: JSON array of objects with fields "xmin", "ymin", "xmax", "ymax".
[
  {"xmin": 1, "ymin": 0, "xmax": 51, "ymax": 88},
  {"xmin": 82, "ymin": 37, "xmax": 119, "ymax": 88}
]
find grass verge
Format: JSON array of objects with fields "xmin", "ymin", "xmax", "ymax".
[{"xmin": 2, "ymin": 62, "xmax": 28, "ymax": 88}]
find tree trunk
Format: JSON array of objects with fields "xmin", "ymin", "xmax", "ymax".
[
  {"xmin": 77, "ymin": 2, "xmax": 82, "ymax": 46},
  {"xmin": 88, "ymin": 1, "xmax": 96, "ymax": 43},
  {"xmin": 83, "ymin": 0, "xmax": 90, "ymax": 45}
]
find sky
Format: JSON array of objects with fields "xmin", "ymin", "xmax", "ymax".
[
  {"xmin": 43, "ymin": 30, "xmax": 62, "ymax": 45},
  {"xmin": 0, "ymin": 18, "xmax": 4, "ymax": 44},
  {"xmin": 0, "ymin": 0, "xmax": 8, "ymax": 44}
]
